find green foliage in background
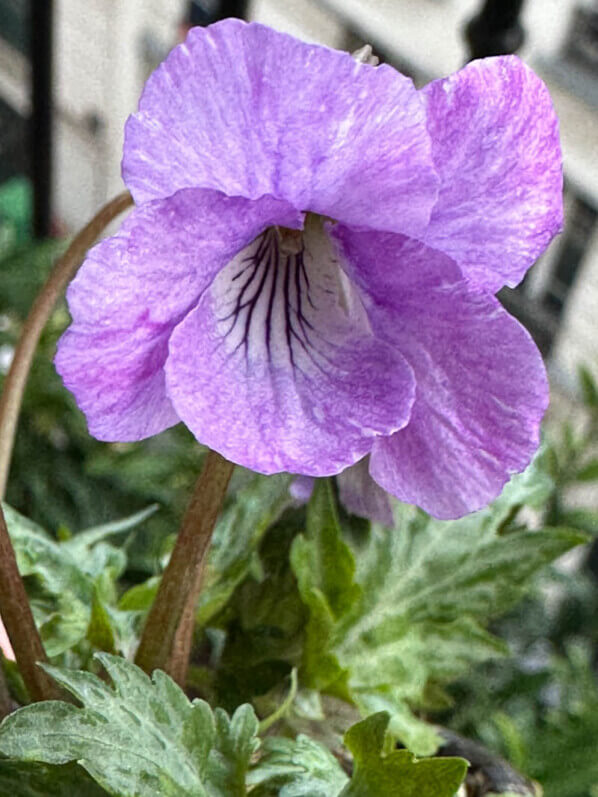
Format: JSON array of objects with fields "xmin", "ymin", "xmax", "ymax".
[
  {"xmin": 0, "ymin": 656, "xmax": 466, "ymax": 797},
  {"xmin": 2, "ymin": 503, "xmax": 158, "ymax": 664},
  {"xmin": 442, "ymin": 366, "xmax": 598, "ymax": 797},
  {"xmin": 291, "ymin": 476, "xmax": 583, "ymax": 755}
]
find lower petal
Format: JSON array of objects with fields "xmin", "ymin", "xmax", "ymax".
[
  {"xmin": 334, "ymin": 226, "xmax": 548, "ymax": 519},
  {"xmin": 337, "ymin": 458, "xmax": 394, "ymax": 527},
  {"xmin": 289, "ymin": 462, "xmax": 394, "ymax": 527},
  {"xmin": 165, "ymin": 225, "xmax": 415, "ymax": 474},
  {"xmin": 369, "ymin": 293, "xmax": 548, "ymax": 519}
]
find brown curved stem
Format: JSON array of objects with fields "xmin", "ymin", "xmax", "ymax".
[
  {"xmin": 166, "ymin": 568, "xmax": 203, "ymax": 686},
  {"xmin": 135, "ymin": 450, "xmax": 234, "ymax": 682},
  {"xmin": 0, "ymin": 190, "xmax": 133, "ymax": 498},
  {"xmin": 0, "ymin": 509, "xmax": 61, "ymax": 701},
  {"xmin": 0, "ymin": 191, "xmax": 133, "ymax": 701}
]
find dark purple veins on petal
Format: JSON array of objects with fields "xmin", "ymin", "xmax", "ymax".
[{"xmin": 215, "ymin": 228, "xmax": 324, "ymax": 372}]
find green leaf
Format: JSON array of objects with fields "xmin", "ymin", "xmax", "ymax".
[
  {"xmin": 290, "ymin": 479, "xmax": 361, "ymax": 697},
  {"xmin": 1, "ymin": 503, "xmax": 156, "ymax": 660},
  {"xmin": 247, "ymin": 735, "xmax": 349, "ymax": 796},
  {"xmin": 86, "ymin": 591, "xmax": 116, "ymax": 654},
  {"xmin": 340, "ymin": 713, "xmax": 467, "ymax": 796},
  {"xmin": 298, "ymin": 588, "xmax": 350, "ymax": 695},
  {"xmin": 38, "ymin": 593, "xmax": 90, "ymax": 658},
  {"xmin": 491, "ymin": 447, "xmax": 555, "ymax": 512},
  {"xmin": 258, "ymin": 668, "xmax": 298, "ymax": 733},
  {"xmin": 289, "ymin": 466, "xmax": 587, "ymax": 754},
  {"xmin": 248, "ymin": 715, "xmax": 466, "ymax": 797},
  {"xmin": 197, "ymin": 474, "xmax": 293, "ymax": 625},
  {"xmin": 292, "ymin": 479, "xmax": 361, "ymax": 619},
  {"xmin": 344, "ymin": 519, "xmax": 585, "ymax": 753},
  {"xmin": 118, "ymin": 577, "xmax": 161, "ymax": 611},
  {"xmin": 351, "ymin": 524, "xmax": 587, "ymax": 626},
  {"xmin": 557, "ymin": 509, "xmax": 598, "ymax": 535},
  {"xmin": 0, "ymin": 761, "xmax": 108, "ymax": 796},
  {"xmin": 209, "ymin": 515, "xmax": 307, "ymax": 704},
  {"xmin": 2, "ymin": 504, "xmax": 93, "ymax": 656},
  {"xmin": 2, "ymin": 504, "xmax": 90, "ymax": 600},
  {"xmin": 0, "ymin": 654, "xmax": 260, "ymax": 797},
  {"xmin": 574, "ymin": 459, "xmax": 598, "ymax": 482},
  {"xmin": 62, "ymin": 504, "xmax": 159, "ymax": 559},
  {"xmin": 579, "ymin": 365, "xmax": 598, "ymax": 408}
]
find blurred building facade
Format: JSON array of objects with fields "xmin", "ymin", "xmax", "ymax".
[{"xmin": 0, "ymin": 0, "xmax": 597, "ymax": 392}]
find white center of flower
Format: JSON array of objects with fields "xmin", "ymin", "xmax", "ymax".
[{"xmin": 210, "ymin": 213, "xmax": 370, "ymax": 370}]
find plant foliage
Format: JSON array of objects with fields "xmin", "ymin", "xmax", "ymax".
[{"xmin": 0, "ymin": 658, "xmax": 468, "ymax": 796}]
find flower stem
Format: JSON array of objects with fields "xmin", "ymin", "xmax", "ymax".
[
  {"xmin": 0, "ymin": 655, "xmax": 12, "ymax": 719},
  {"xmin": 0, "ymin": 191, "xmax": 133, "ymax": 702},
  {"xmin": 135, "ymin": 450, "xmax": 234, "ymax": 681},
  {"xmin": 165, "ymin": 568, "xmax": 203, "ymax": 686},
  {"xmin": 0, "ymin": 506, "xmax": 61, "ymax": 701},
  {"xmin": 0, "ymin": 190, "xmax": 133, "ymax": 498}
]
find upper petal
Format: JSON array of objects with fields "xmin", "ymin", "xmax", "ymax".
[
  {"xmin": 55, "ymin": 188, "xmax": 301, "ymax": 441},
  {"xmin": 123, "ymin": 19, "xmax": 438, "ymax": 237},
  {"xmin": 164, "ymin": 222, "xmax": 415, "ymax": 475},
  {"xmin": 334, "ymin": 227, "xmax": 549, "ymax": 519},
  {"xmin": 421, "ymin": 55, "xmax": 563, "ymax": 292}
]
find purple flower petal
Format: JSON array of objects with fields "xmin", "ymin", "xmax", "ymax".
[
  {"xmin": 289, "ymin": 462, "xmax": 393, "ymax": 526},
  {"xmin": 334, "ymin": 228, "xmax": 548, "ymax": 519},
  {"xmin": 164, "ymin": 222, "xmax": 415, "ymax": 475},
  {"xmin": 56, "ymin": 325, "xmax": 180, "ymax": 441},
  {"xmin": 337, "ymin": 458, "xmax": 394, "ymax": 527},
  {"xmin": 56, "ymin": 188, "xmax": 301, "ymax": 441},
  {"xmin": 289, "ymin": 475, "xmax": 315, "ymax": 503},
  {"xmin": 330, "ymin": 221, "xmax": 463, "ymax": 308},
  {"xmin": 421, "ymin": 55, "xmax": 563, "ymax": 292},
  {"xmin": 123, "ymin": 19, "xmax": 438, "ymax": 237}
]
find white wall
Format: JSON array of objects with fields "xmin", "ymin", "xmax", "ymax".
[
  {"xmin": 52, "ymin": 0, "xmax": 186, "ymax": 229},
  {"xmin": 553, "ymin": 224, "xmax": 598, "ymax": 388}
]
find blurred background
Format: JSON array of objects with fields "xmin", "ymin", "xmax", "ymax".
[{"xmin": 0, "ymin": 2, "xmax": 597, "ymax": 795}]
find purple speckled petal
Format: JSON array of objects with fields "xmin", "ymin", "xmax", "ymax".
[
  {"xmin": 55, "ymin": 188, "xmax": 301, "ymax": 441},
  {"xmin": 337, "ymin": 458, "xmax": 394, "ymax": 527},
  {"xmin": 421, "ymin": 55, "xmax": 563, "ymax": 292},
  {"xmin": 56, "ymin": 325, "xmax": 180, "ymax": 441},
  {"xmin": 123, "ymin": 19, "xmax": 438, "ymax": 237},
  {"xmin": 164, "ymin": 222, "xmax": 415, "ymax": 474},
  {"xmin": 330, "ymin": 221, "xmax": 463, "ymax": 307},
  {"xmin": 334, "ymin": 227, "xmax": 548, "ymax": 519}
]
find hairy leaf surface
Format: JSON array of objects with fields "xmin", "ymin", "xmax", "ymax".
[
  {"xmin": 0, "ymin": 654, "xmax": 260, "ymax": 797},
  {"xmin": 291, "ymin": 473, "xmax": 586, "ymax": 753}
]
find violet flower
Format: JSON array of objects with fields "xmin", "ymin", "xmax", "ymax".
[{"xmin": 55, "ymin": 20, "xmax": 562, "ymax": 519}]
